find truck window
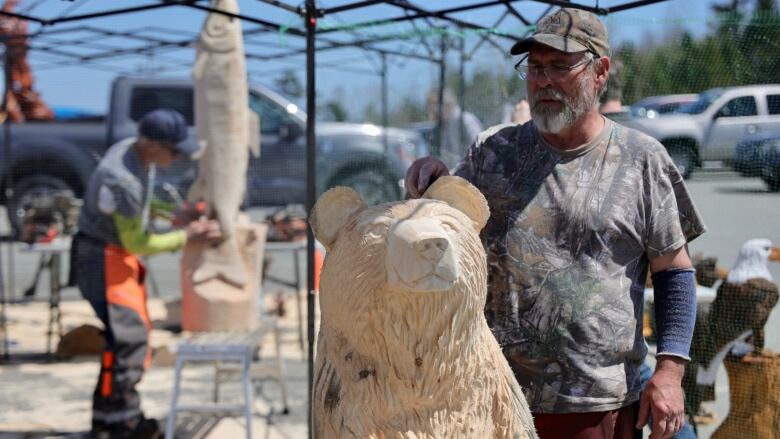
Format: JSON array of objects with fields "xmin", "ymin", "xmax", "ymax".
[
  {"xmin": 249, "ymin": 92, "xmax": 291, "ymax": 134},
  {"xmin": 678, "ymin": 91, "xmax": 720, "ymax": 114},
  {"xmin": 767, "ymin": 95, "xmax": 780, "ymax": 115},
  {"xmin": 715, "ymin": 96, "xmax": 758, "ymax": 118},
  {"xmin": 130, "ymin": 87, "xmax": 194, "ymax": 124}
]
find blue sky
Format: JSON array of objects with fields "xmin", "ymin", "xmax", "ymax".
[{"xmin": 13, "ymin": 0, "xmax": 717, "ymax": 115}]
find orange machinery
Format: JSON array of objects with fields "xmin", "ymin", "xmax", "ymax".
[{"xmin": 0, "ymin": 0, "xmax": 54, "ymax": 122}]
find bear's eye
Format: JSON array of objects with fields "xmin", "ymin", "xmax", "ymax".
[
  {"xmin": 367, "ymin": 223, "xmax": 387, "ymax": 238},
  {"xmin": 440, "ymin": 221, "xmax": 458, "ymax": 233}
]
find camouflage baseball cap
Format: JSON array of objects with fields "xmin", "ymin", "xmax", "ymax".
[{"xmin": 510, "ymin": 8, "xmax": 610, "ymax": 57}]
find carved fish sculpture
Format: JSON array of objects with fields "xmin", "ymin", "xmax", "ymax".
[{"xmin": 188, "ymin": 0, "xmax": 260, "ymax": 287}]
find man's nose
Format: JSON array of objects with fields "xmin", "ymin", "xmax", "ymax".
[{"xmin": 534, "ymin": 71, "xmax": 554, "ymax": 88}]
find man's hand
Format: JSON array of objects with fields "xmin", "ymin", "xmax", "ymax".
[
  {"xmin": 186, "ymin": 218, "xmax": 222, "ymax": 245},
  {"xmin": 637, "ymin": 356, "xmax": 687, "ymax": 439},
  {"xmin": 173, "ymin": 200, "xmax": 208, "ymax": 227},
  {"xmin": 404, "ymin": 156, "xmax": 449, "ymax": 199}
]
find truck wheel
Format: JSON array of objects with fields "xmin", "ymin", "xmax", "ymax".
[
  {"xmin": 764, "ymin": 178, "xmax": 780, "ymax": 192},
  {"xmin": 665, "ymin": 142, "xmax": 696, "ymax": 180},
  {"xmin": 335, "ymin": 170, "xmax": 400, "ymax": 206},
  {"xmin": 6, "ymin": 175, "xmax": 75, "ymax": 237}
]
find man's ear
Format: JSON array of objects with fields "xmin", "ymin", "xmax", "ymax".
[
  {"xmin": 423, "ymin": 176, "xmax": 490, "ymax": 231},
  {"xmin": 309, "ymin": 187, "xmax": 365, "ymax": 250},
  {"xmin": 596, "ymin": 56, "xmax": 611, "ymax": 90}
]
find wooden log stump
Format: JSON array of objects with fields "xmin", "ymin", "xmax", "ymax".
[
  {"xmin": 712, "ymin": 352, "xmax": 780, "ymax": 439},
  {"xmin": 181, "ymin": 222, "xmax": 267, "ymax": 332}
]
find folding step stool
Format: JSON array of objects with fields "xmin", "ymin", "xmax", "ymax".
[{"xmin": 164, "ymin": 319, "xmax": 288, "ymax": 439}]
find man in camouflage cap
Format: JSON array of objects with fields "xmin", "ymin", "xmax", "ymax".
[{"xmin": 406, "ymin": 7, "xmax": 704, "ymax": 439}]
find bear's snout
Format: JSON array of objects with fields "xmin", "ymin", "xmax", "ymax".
[
  {"xmin": 386, "ymin": 218, "xmax": 459, "ymax": 292},
  {"xmin": 414, "ymin": 237, "xmax": 448, "ymax": 262}
]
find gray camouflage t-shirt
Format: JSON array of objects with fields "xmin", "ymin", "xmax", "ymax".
[{"xmin": 454, "ymin": 119, "xmax": 706, "ymax": 413}]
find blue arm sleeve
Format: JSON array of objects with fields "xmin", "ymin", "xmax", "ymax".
[{"xmin": 651, "ymin": 268, "xmax": 697, "ymax": 361}]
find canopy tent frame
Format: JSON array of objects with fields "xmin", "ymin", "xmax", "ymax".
[{"xmin": 0, "ymin": 1, "xmax": 674, "ymax": 435}]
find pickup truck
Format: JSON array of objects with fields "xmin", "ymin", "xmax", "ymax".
[
  {"xmin": 0, "ymin": 76, "xmax": 426, "ymax": 234},
  {"xmin": 624, "ymin": 84, "xmax": 780, "ymax": 178}
]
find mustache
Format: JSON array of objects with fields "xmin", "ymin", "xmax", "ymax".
[{"xmin": 530, "ymin": 88, "xmax": 567, "ymax": 104}]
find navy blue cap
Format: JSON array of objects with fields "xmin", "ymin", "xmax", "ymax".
[{"xmin": 137, "ymin": 108, "xmax": 198, "ymax": 156}]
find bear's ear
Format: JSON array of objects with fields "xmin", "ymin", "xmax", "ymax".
[
  {"xmin": 310, "ymin": 187, "xmax": 365, "ymax": 249},
  {"xmin": 423, "ymin": 176, "xmax": 490, "ymax": 231}
]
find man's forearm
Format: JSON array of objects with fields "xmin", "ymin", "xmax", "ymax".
[
  {"xmin": 651, "ymin": 268, "xmax": 697, "ymax": 360},
  {"xmin": 114, "ymin": 213, "xmax": 186, "ymax": 256},
  {"xmin": 654, "ymin": 355, "xmax": 686, "ymax": 379}
]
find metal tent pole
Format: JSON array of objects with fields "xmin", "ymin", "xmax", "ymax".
[
  {"xmin": 381, "ymin": 52, "xmax": 389, "ymax": 155},
  {"xmin": 435, "ymin": 32, "xmax": 446, "ymax": 158},
  {"xmin": 3, "ymin": 49, "xmax": 15, "ymax": 301},
  {"xmin": 1, "ymin": 49, "xmax": 10, "ymax": 358},
  {"xmin": 304, "ymin": 1, "xmax": 318, "ymax": 438},
  {"xmin": 458, "ymin": 34, "xmax": 466, "ymax": 151},
  {"xmin": 0, "ymin": 229, "xmax": 8, "ymax": 359}
]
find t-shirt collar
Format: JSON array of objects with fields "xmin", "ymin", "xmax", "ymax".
[{"xmin": 535, "ymin": 116, "xmax": 613, "ymax": 159}]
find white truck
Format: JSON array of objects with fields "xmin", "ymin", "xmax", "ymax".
[{"xmin": 624, "ymin": 84, "xmax": 780, "ymax": 178}]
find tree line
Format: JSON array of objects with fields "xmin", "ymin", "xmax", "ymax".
[
  {"xmin": 618, "ymin": 7, "xmax": 780, "ymax": 104},
  {"xmin": 274, "ymin": 2, "xmax": 779, "ymax": 127}
]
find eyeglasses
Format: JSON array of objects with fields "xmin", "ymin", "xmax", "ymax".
[
  {"xmin": 158, "ymin": 142, "xmax": 180, "ymax": 157},
  {"xmin": 514, "ymin": 53, "xmax": 596, "ymax": 81}
]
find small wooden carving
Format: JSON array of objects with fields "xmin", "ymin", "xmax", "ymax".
[
  {"xmin": 712, "ymin": 353, "xmax": 780, "ymax": 439},
  {"xmin": 684, "ymin": 240, "xmax": 779, "ymax": 427},
  {"xmin": 181, "ymin": 222, "xmax": 266, "ymax": 332},
  {"xmin": 310, "ymin": 176, "xmax": 537, "ymax": 439}
]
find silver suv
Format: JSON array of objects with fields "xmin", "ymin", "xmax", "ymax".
[{"xmin": 624, "ymin": 84, "xmax": 780, "ymax": 178}]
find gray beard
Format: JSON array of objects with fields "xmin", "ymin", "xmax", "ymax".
[{"xmin": 529, "ymin": 76, "xmax": 598, "ymax": 134}]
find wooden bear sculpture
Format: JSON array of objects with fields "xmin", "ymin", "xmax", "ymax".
[{"xmin": 310, "ymin": 176, "xmax": 537, "ymax": 439}]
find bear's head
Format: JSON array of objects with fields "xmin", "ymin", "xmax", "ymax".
[{"xmin": 310, "ymin": 176, "xmax": 490, "ymax": 357}]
